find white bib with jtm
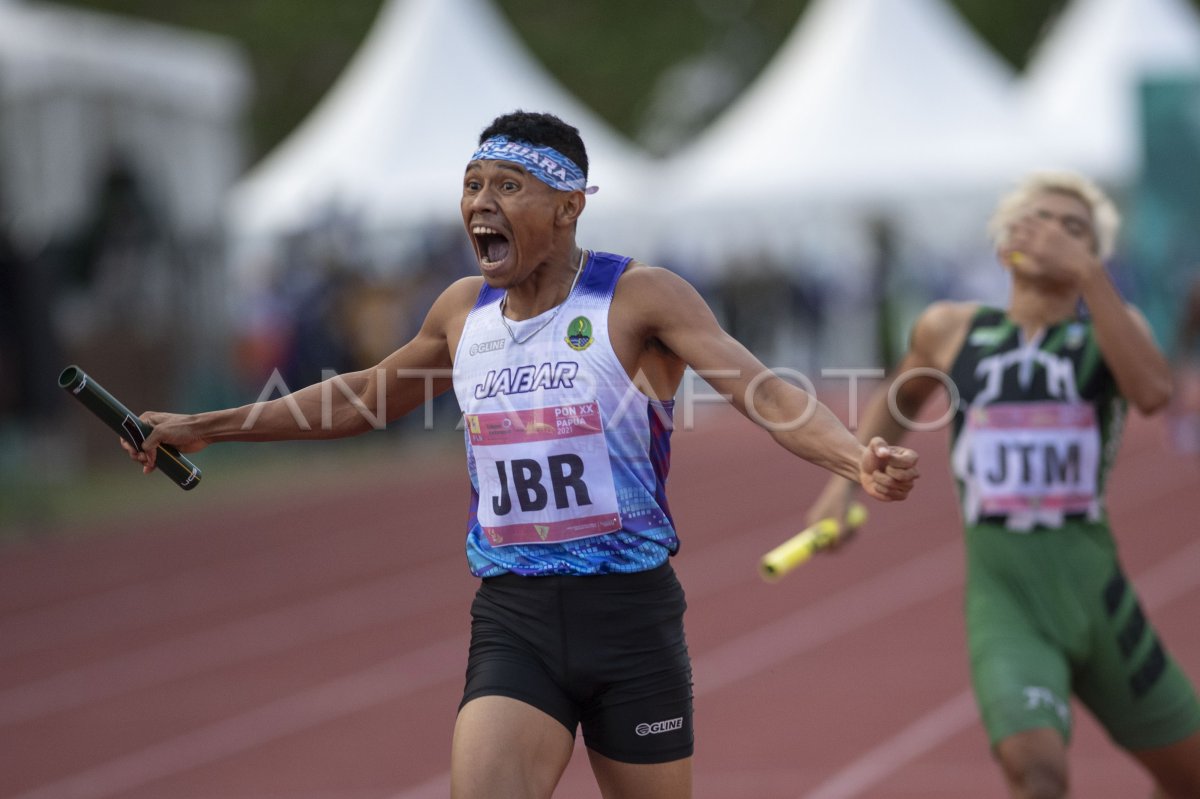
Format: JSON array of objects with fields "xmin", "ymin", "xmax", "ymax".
[{"xmin": 965, "ymin": 401, "xmax": 1100, "ymax": 518}]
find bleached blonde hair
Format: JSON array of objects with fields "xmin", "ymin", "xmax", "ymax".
[{"xmin": 987, "ymin": 170, "xmax": 1121, "ymax": 260}]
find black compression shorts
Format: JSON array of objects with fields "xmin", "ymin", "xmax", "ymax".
[{"xmin": 460, "ymin": 562, "xmax": 694, "ymax": 764}]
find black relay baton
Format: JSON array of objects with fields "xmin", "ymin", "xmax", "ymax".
[{"xmin": 58, "ymin": 365, "xmax": 202, "ymax": 491}]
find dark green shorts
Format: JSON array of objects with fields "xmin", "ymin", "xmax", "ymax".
[{"xmin": 965, "ymin": 521, "xmax": 1200, "ymax": 751}]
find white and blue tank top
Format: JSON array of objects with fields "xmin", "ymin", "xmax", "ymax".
[{"xmin": 452, "ymin": 251, "xmax": 678, "ymax": 577}]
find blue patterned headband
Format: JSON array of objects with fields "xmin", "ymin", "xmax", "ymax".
[{"xmin": 470, "ymin": 136, "xmax": 598, "ymax": 194}]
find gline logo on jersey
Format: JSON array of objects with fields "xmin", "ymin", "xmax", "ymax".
[
  {"xmin": 635, "ymin": 717, "xmax": 684, "ymax": 736},
  {"xmin": 468, "ymin": 338, "xmax": 506, "ymax": 357}
]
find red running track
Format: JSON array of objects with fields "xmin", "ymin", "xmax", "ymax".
[{"xmin": 1, "ymin": 398, "xmax": 1198, "ymax": 799}]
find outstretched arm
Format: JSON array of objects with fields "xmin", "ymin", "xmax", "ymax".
[
  {"xmin": 628, "ymin": 267, "xmax": 919, "ymax": 503},
  {"xmin": 125, "ymin": 277, "xmax": 477, "ymax": 472}
]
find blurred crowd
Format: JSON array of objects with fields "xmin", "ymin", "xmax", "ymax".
[
  {"xmin": 0, "ymin": 182, "xmax": 481, "ymax": 478},
  {"xmin": 5, "ymin": 187, "xmax": 1200, "ymax": 489},
  {"xmin": 231, "ymin": 222, "xmax": 474, "ymax": 396}
]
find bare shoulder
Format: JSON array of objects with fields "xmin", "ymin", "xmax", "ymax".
[
  {"xmin": 426, "ymin": 276, "xmax": 483, "ymax": 318},
  {"xmin": 418, "ymin": 276, "xmax": 484, "ymax": 345},
  {"xmin": 616, "ymin": 260, "xmax": 689, "ymax": 288},
  {"xmin": 914, "ymin": 301, "xmax": 978, "ymax": 337},
  {"xmin": 441, "ymin": 275, "xmax": 486, "ymax": 306},
  {"xmin": 373, "ymin": 276, "xmax": 483, "ymax": 372},
  {"xmin": 610, "ymin": 261, "xmax": 713, "ymax": 337},
  {"xmin": 613, "ymin": 261, "xmax": 705, "ymax": 309},
  {"xmin": 908, "ymin": 300, "xmax": 979, "ymax": 371}
]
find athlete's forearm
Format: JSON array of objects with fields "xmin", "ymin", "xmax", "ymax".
[
  {"xmin": 201, "ymin": 371, "xmax": 385, "ymax": 443},
  {"xmin": 1080, "ymin": 271, "xmax": 1172, "ymax": 413},
  {"xmin": 752, "ymin": 378, "xmax": 864, "ymax": 482},
  {"xmin": 773, "ymin": 410, "xmax": 865, "ymax": 483}
]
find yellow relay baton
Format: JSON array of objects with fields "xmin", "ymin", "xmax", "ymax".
[{"xmin": 759, "ymin": 503, "xmax": 868, "ymax": 582}]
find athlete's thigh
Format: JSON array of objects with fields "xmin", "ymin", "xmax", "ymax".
[
  {"xmin": 1073, "ymin": 570, "xmax": 1200, "ymax": 751},
  {"xmin": 573, "ymin": 565, "xmax": 694, "ymax": 764},
  {"xmin": 968, "ymin": 592, "xmax": 1075, "ymax": 747},
  {"xmin": 452, "ymin": 695, "xmax": 575, "ymax": 799},
  {"xmin": 587, "ymin": 749, "xmax": 691, "ymax": 799}
]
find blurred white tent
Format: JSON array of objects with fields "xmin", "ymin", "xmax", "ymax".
[
  {"xmin": 0, "ymin": 0, "xmax": 249, "ymax": 243},
  {"xmin": 228, "ymin": 0, "xmax": 657, "ymax": 280},
  {"xmin": 1020, "ymin": 0, "xmax": 1200, "ymax": 186},
  {"xmin": 0, "ymin": 0, "xmax": 251, "ymax": 427},
  {"xmin": 658, "ymin": 0, "xmax": 1049, "ymax": 272}
]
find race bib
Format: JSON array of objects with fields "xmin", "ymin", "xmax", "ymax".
[
  {"xmin": 966, "ymin": 402, "xmax": 1099, "ymax": 515},
  {"xmin": 467, "ymin": 402, "xmax": 622, "ymax": 546}
]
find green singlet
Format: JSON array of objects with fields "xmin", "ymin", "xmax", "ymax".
[{"xmin": 947, "ymin": 306, "xmax": 1200, "ymax": 750}]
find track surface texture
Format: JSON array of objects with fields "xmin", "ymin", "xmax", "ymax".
[{"xmin": 2, "ymin": 392, "xmax": 1198, "ymax": 799}]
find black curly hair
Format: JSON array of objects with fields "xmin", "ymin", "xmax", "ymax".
[{"xmin": 477, "ymin": 110, "xmax": 589, "ymax": 180}]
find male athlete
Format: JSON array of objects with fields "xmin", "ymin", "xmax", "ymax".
[
  {"xmin": 807, "ymin": 170, "xmax": 1200, "ymax": 798},
  {"xmin": 125, "ymin": 111, "xmax": 919, "ymax": 799}
]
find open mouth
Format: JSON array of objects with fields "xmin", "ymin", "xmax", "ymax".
[{"xmin": 472, "ymin": 225, "xmax": 511, "ymax": 266}]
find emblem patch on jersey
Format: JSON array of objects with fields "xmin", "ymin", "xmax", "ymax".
[{"xmin": 565, "ymin": 316, "xmax": 593, "ymax": 351}]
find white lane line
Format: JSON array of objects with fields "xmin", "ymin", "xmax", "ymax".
[
  {"xmin": 22, "ymin": 444, "xmax": 1190, "ymax": 799},
  {"xmin": 0, "ymin": 530, "xmax": 450, "ymax": 662},
  {"xmin": 0, "ymin": 423, "xmax": 748, "ymax": 660},
  {"xmin": 0, "ymin": 504, "xmax": 833, "ymax": 725},
  {"xmin": 381, "ymin": 540, "xmax": 963, "ymax": 796},
  {"xmin": 0, "ymin": 567, "xmax": 467, "ymax": 727},
  {"xmin": 8, "ymin": 635, "xmax": 467, "ymax": 799},
  {"xmin": 0, "ymin": 476, "xmax": 935, "ymax": 726},
  {"xmin": 802, "ymin": 689, "xmax": 979, "ymax": 799},
  {"xmin": 693, "ymin": 541, "xmax": 962, "ymax": 695},
  {"xmin": 1133, "ymin": 539, "xmax": 1200, "ymax": 610},
  {"xmin": 798, "ymin": 538, "xmax": 1200, "ymax": 799}
]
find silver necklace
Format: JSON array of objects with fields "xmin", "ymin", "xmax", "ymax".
[{"xmin": 498, "ymin": 250, "xmax": 587, "ymax": 345}]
